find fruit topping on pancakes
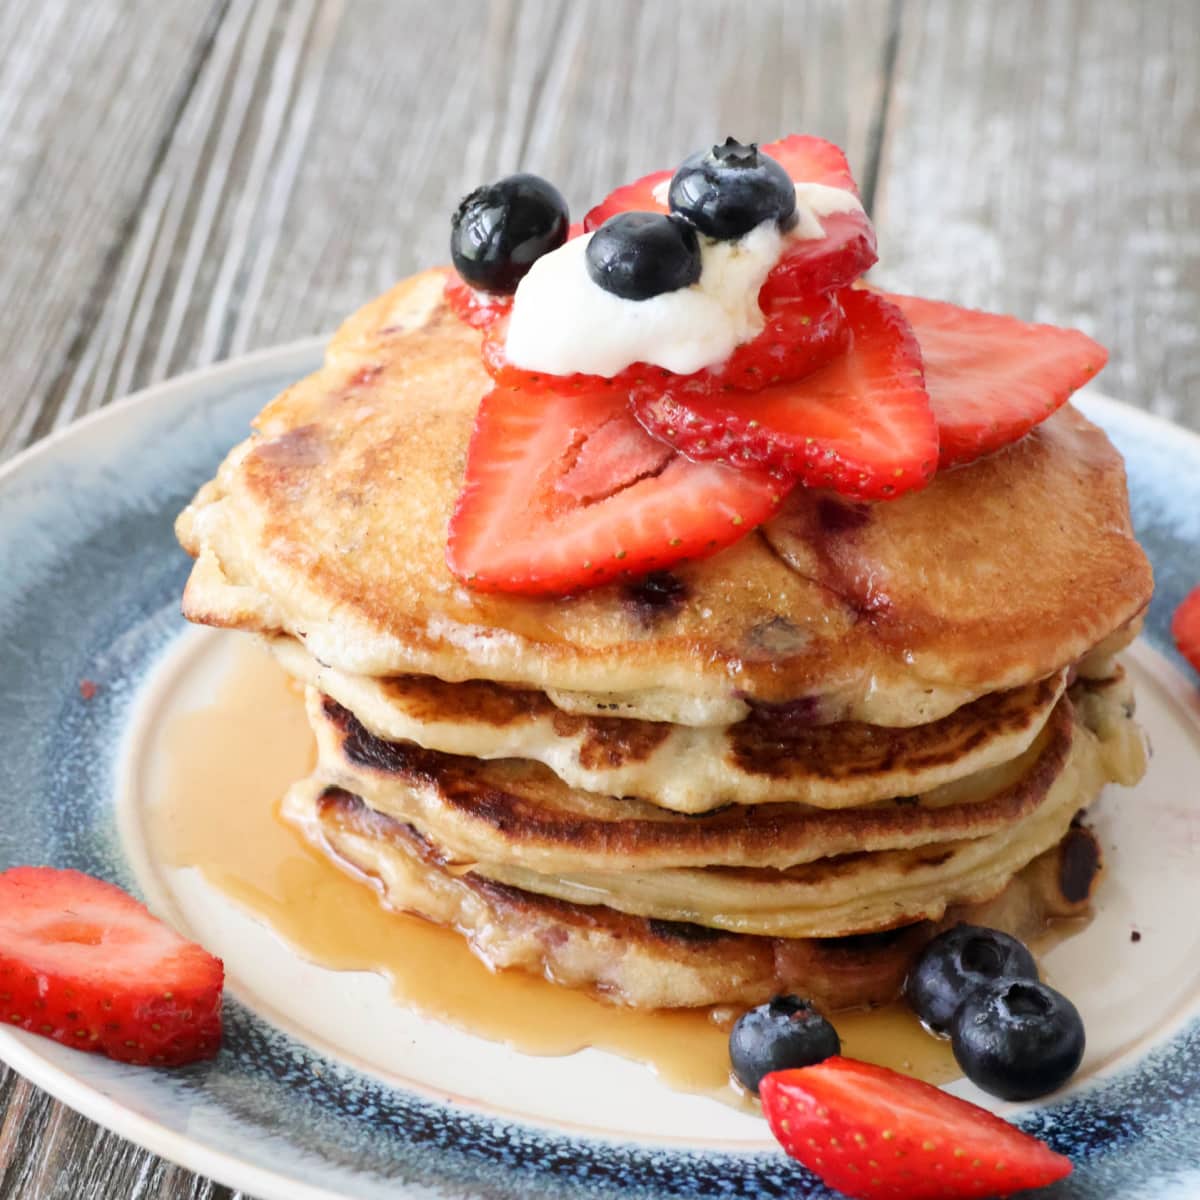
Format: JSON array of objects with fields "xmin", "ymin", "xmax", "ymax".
[{"xmin": 444, "ymin": 134, "xmax": 1110, "ymax": 596}]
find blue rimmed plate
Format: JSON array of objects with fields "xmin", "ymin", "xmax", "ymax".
[{"xmin": 1, "ymin": 341, "xmax": 1200, "ymax": 1199}]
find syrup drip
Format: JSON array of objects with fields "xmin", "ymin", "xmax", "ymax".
[{"xmin": 144, "ymin": 641, "xmax": 960, "ymax": 1108}]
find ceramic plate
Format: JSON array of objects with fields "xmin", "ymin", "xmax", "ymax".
[{"xmin": 2, "ymin": 340, "xmax": 1200, "ymax": 1200}]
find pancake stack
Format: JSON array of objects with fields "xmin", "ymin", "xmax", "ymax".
[{"xmin": 176, "ymin": 269, "xmax": 1153, "ymax": 1011}]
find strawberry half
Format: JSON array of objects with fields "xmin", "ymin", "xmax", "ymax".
[
  {"xmin": 584, "ymin": 136, "xmax": 877, "ymax": 298},
  {"xmin": 632, "ymin": 289, "xmax": 937, "ymax": 501},
  {"xmin": 0, "ymin": 866, "xmax": 224, "ymax": 1067},
  {"xmin": 761, "ymin": 1057, "xmax": 1073, "ymax": 1200},
  {"xmin": 480, "ymin": 289, "xmax": 849, "ymax": 395},
  {"xmin": 885, "ymin": 292, "xmax": 1109, "ymax": 468},
  {"xmin": 1173, "ymin": 584, "xmax": 1200, "ymax": 676},
  {"xmin": 446, "ymin": 386, "xmax": 787, "ymax": 595}
]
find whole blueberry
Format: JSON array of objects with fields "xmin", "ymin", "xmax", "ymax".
[
  {"xmin": 585, "ymin": 212, "xmax": 702, "ymax": 301},
  {"xmin": 668, "ymin": 137, "xmax": 797, "ymax": 240},
  {"xmin": 450, "ymin": 173, "xmax": 569, "ymax": 294},
  {"xmin": 952, "ymin": 977, "xmax": 1086, "ymax": 1100},
  {"xmin": 906, "ymin": 924, "xmax": 1039, "ymax": 1034},
  {"xmin": 729, "ymin": 995, "xmax": 841, "ymax": 1094}
]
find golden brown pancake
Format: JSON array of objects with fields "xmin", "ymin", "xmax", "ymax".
[
  {"xmin": 177, "ymin": 268, "xmax": 1152, "ymax": 728},
  {"xmin": 272, "ymin": 633, "xmax": 1068, "ymax": 813},
  {"xmin": 298, "ymin": 672, "xmax": 1141, "ymax": 940},
  {"xmin": 285, "ymin": 780, "xmax": 1105, "ymax": 1010}
]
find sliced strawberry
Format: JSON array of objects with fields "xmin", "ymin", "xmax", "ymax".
[
  {"xmin": 444, "ymin": 274, "xmax": 512, "ymax": 329},
  {"xmin": 885, "ymin": 292, "xmax": 1109, "ymax": 468},
  {"xmin": 1173, "ymin": 585, "xmax": 1200, "ymax": 676},
  {"xmin": 761, "ymin": 1057, "xmax": 1073, "ymax": 1200},
  {"xmin": 0, "ymin": 867, "xmax": 224, "ymax": 1067},
  {"xmin": 584, "ymin": 136, "xmax": 876, "ymax": 298},
  {"xmin": 481, "ymin": 290, "xmax": 849, "ymax": 395},
  {"xmin": 632, "ymin": 289, "xmax": 937, "ymax": 501},
  {"xmin": 446, "ymin": 386, "xmax": 787, "ymax": 595}
]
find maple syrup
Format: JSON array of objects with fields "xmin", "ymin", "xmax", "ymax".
[{"xmin": 142, "ymin": 640, "xmax": 960, "ymax": 1109}]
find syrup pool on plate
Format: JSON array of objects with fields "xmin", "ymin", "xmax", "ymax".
[{"xmin": 139, "ymin": 638, "xmax": 962, "ymax": 1106}]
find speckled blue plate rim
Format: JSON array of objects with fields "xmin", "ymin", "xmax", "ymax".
[{"xmin": 0, "ymin": 340, "xmax": 1198, "ymax": 1200}]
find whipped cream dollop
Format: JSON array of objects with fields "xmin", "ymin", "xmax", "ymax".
[{"xmin": 504, "ymin": 183, "xmax": 865, "ymax": 378}]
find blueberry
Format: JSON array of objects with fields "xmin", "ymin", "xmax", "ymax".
[
  {"xmin": 585, "ymin": 212, "xmax": 702, "ymax": 301},
  {"xmin": 729, "ymin": 995, "xmax": 840, "ymax": 1094},
  {"xmin": 905, "ymin": 924, "xmax": 1038, "ymax": 1034},
  {"xmin": 668, "ymin": 137, "xmax": 797, "ymax": 240},
  {"xmin": 951, "ymin": 977, "xmax": 1085, "ymax": 1100},
  {"xmin": 450, "ymin": 174, "xmax": 569, "ymax": 294}
]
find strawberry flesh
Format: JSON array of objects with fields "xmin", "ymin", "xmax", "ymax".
[
  {"xmin": 632, "ymin": 289, "xmax": 937, "ymax": 501},
  {"xmin": 0, "ymin": 866, "xmax": 224, "ymax": 1067},
  {"xmin": 444, "ymin": 274, "xmax": 512, "ymax": 329},
  {"xmin": 584, "ymin": 136, "xmax": 876, "ymax": 299},
  {"xmin": 761, "ymin": 1057, "xmax": 1073, "ymax": 1200},
  {"xmin": 1172, "ymin": 584, "xmax": 1200, "ymax": 676},
  {"xmin": 446, "ymin": 386, "xmax": 787, "ymax": 595},
  {"xmin": 885, "ymin": 292, "xmax": 1108, "ymax": 468}
]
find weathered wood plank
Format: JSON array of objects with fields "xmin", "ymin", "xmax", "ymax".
[
  {"xmin": 872, "ymin": 0, "xmax": 1200, "ymax": 427},
  {"xmin": 0, "ymin": 0, "xmax": 227, "ymax": 457},
  {"xmin": 45, "ymin": 0, "xmax": 894, "ymax": 435}
]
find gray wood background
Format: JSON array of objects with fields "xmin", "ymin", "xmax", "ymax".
[{"xmin": 0, "ymin": 0, "xmax": 1195, "ymax": 1195}]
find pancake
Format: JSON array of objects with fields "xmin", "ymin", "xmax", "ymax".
[
  {"xmin": 300, "ymin": 672, "xmax": 1141, "ymax": 940},
  {"xmin": 273, "ymin": 634, "xmax": 1069, "ymax": 813},
  {"xmin": 176, "ymin": 268, "xmax": 1152, "ymax": 728},
  {"xmin": 285, "ymin": 780, "xmax": 1105, "ymax": 1010}
]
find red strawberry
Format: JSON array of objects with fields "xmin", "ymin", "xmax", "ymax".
[
  {"xmin": 584, "ymin": 136, "xmax": 877, "ymax": 298},
  {"xmin": 444, "ymin": 274, "xmax": 512, "ymax": 329},
  {"xmin": 1173, "ymin": 585, "xmax": 1200, "ymax": 675},
  {"xmin": 632, "ymin": 289, "xmax": 937, "ymax": 501},
  {"xmin": 0, "ymin": 867, "xmax": 224, "ymax": 1067},
  {"xmin": 885, "ymin": 292, "xmax": 1108, "ymax": 468},
  {"xmin": 480, "ymin": 290, "xmax": 849, "ymax": 395},
  {"xmin": 446, "ymin": 386, "xmax": 787, "ymax": 595},
  {"xmin": 761, "ymin": 1057, "xmax": 1073, "ymax": 1200}
]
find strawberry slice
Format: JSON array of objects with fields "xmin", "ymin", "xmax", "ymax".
[
  {"xmin": 584, "ymin": 136, "xmax": 877, "ymax": 298},
  {"xmin": 0, "ymin": 867, "xmax": 224, "ymax": 1067},
  {"xmin": 632, "ymin": 289, "xmax": 937, "ymax": 501},
  {"xmin": 446, "ymin": 386, "xmax": 787, "ymax": 595},
  {"xmin": 480, "ymin": 289, "xmax": 849, "ymax": 395},
  {"xmin": 1173, "ymin": 584, "xmax": 1200, "ymax": 676},
  {"xmin": 885, "ymin": 292, "xmax": 1108, "ymax": 468},
  {"xmin": 761, "ymin": 1057, "xmax": 1073, "ymax": 1200},
  {"xmin": 444, "ymin": 274, "xmax": 513, "ymax": 329}
]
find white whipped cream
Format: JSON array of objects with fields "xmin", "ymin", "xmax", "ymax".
[{"xmin": 504, "ymin": 183, "xmax": 865, "ymax": 378}]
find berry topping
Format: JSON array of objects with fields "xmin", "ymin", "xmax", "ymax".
[
  {"xmin": 884, "ymin": 292, "xmax": 1109, "ymax": 468},
  {"xmin": 631, "ymin": 288, "xmax": 938, "ymax": 501},
  {"xmin": 444, "ymin": 273, "xmax": 513, "ymax": 329},
  {"xmin": 450, "ymin": 174, "xmax": 569, "ymax": 294},
  {"xmin": 480, "ymin": 289, "xmax": 848, "ymax": 395},
  {"xmin": 951, "ymin": 978, "xmax": 1086, "ymax": 1101},
  {"xmin": 760, "ymin": 1057, "xmax": 1073, "ymax": 1200},
  {"xmin": 1172, "ymin": 584, "xmax": 1200, "ymax": 676},
  {"xmin": 585, "ymin": 135, "xmax": 876, "ymax": 300},
  {"xmin": 668, "ymin": 137, "xmax": 797, "ymax": 240},
  {"xmin": 446, "ymin": 385, "xmax": 786, "ymax": 595},
  {"xmin": 0, "ymin": 866, "xmax": 224, "ymax": 1067},
  {"xmin": 905, "ymin": 924, "xmax": 1039, "ymax": 1035},
  {"xmin": 585, "ymin": 212, "xmax": 702, "ymax": 300},
  {"xmin": 729, "ymin": 995, "xmax": 840, "ymax": 1094}
]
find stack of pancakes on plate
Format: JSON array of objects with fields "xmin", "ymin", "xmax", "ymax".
[{"xmin": 176, "ymin": 270, "xmax": 1153, "ymax": 1010}]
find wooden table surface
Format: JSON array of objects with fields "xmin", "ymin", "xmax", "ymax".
[{"xmin": 0, "ymin": 0, "xmax": 1196, "ymax": 1195}]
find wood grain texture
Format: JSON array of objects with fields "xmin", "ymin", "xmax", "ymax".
[
  {"xmin": 872, "ymin": 0, "xmax": 1200, "ymax": 427},
  {"xmin": 0, "ymin": 1, "xmax": 893, "ymax": 1195}
]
